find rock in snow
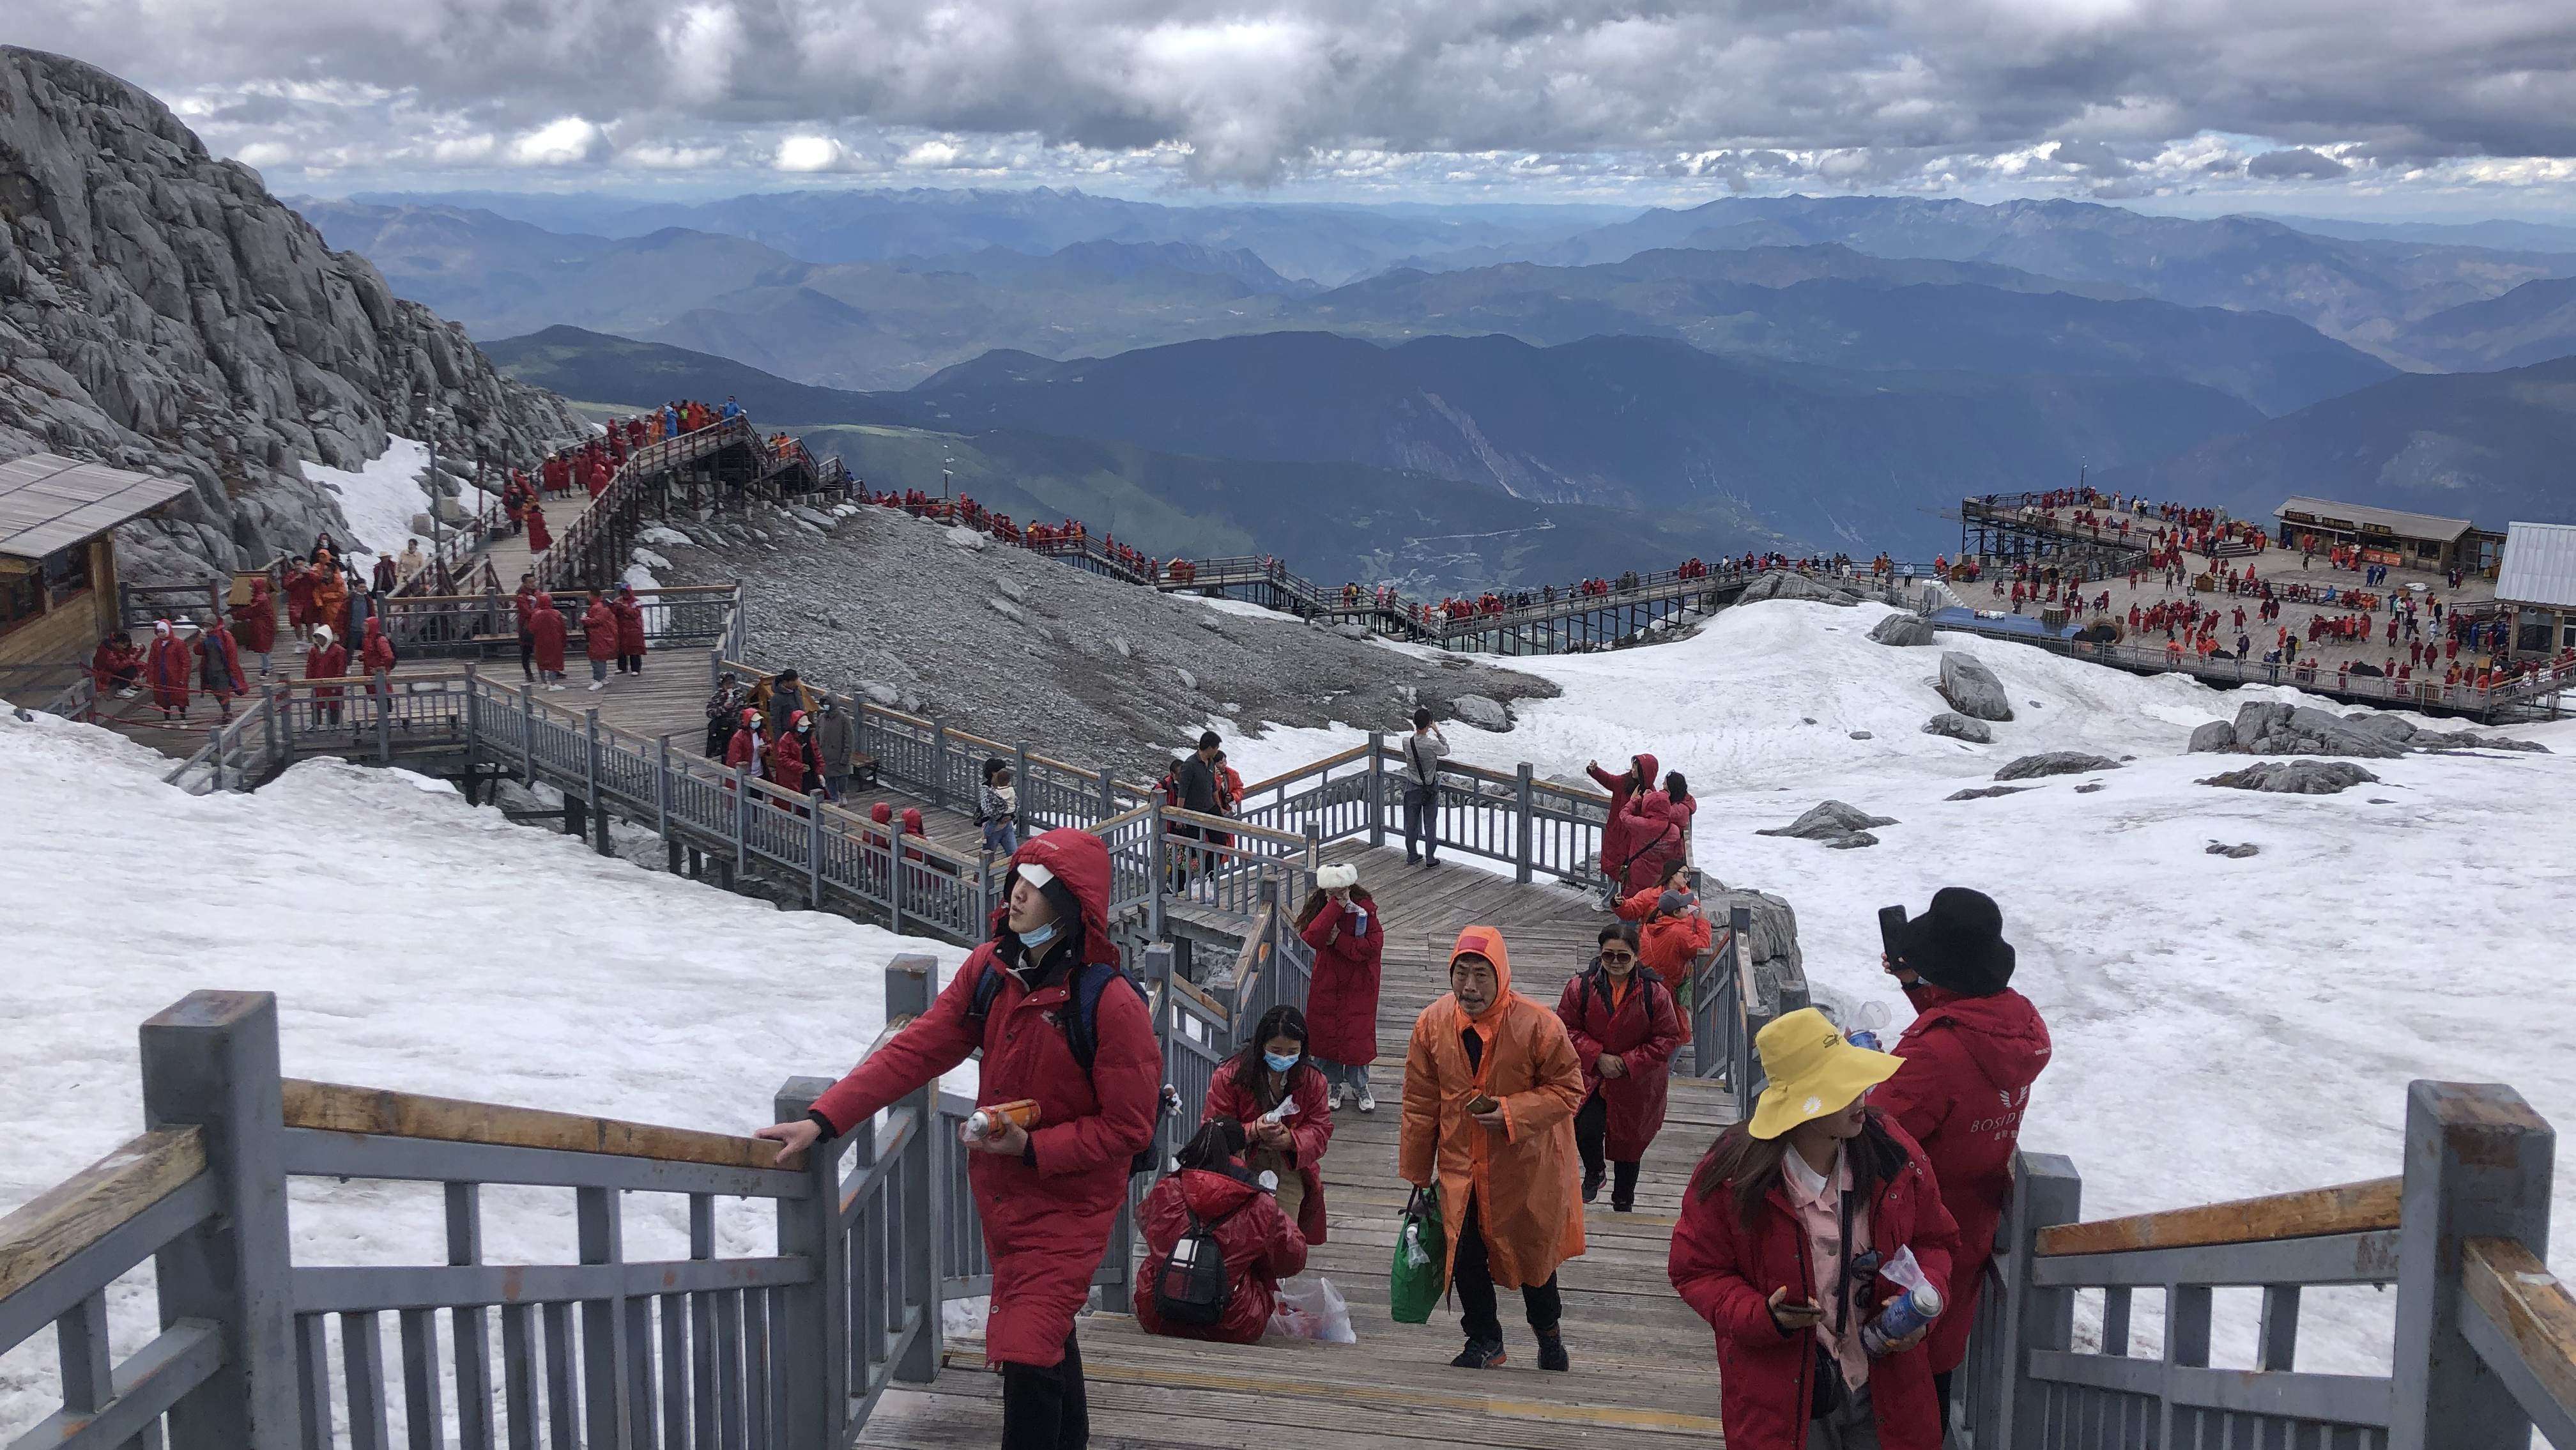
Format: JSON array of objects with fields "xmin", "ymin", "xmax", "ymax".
[
  {"xmin": 1868, "ymin": 614, "xmax": 1939, "ymax": 647},
  {"xmin": 1738, "ymin": 572, "xmax": 1860, "ymax": 607},
  {"xmin": 1758, "ymin": 800, "xmax": 1898, "ymax": 845},
  {"xmin": 2188, "ymin": 720, "xmax": 2237, "ymax": 753},
  {"xmin": 1994, "ymin": 752, "xmax": 2123, "ymax": 782},
  {"xmin": 1947, "ymin": 785, "xmax": 2029, "ymax": 801},
  {"xmin": 2205, "ymin": 842, "xmax": 2262, "ymax": 858},
  {"xmin": 1938, "ymin": 652, "xmax": 2015, "ymax": 721},
  {"xmin": 2230, "ymin": 703, "xmax": 2405, "ymax": 759},
  {"xmin": 1922, "ymin": 712, "xmax": 1993, "ymax": 743},
  {"xmin": 1452, "ymin": 695, "xmax": 1512, "ymax": 731},
  {"xmin": 2200, "ymin": 760, "xmax": 2381, "ymax": 795}
]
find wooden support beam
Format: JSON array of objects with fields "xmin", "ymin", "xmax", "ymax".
[
  {"xmin": 2037, "ymin": 1176, "xmax": 2401, "ymax": 1256},
  {"xmin": 280, "ymin": 1079, "xmax": 805, "ymax": 1173},
  {"xmin": 0, "ymin": 1127, "xmax": 205, "ymax": 1299}
]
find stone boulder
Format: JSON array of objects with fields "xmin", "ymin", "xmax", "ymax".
[
  {"xmin": 1938, "ymin": 652, "xmax": 2014, "ymax": 721},
  {"xmin": 1452, "ymin": 694, "xmax": 1512, "ymax": 731},
  {"xmin": 1756, "ymin": 800, "xmax": 1897, "ymax": 846},
  {"xmin": 2205, "ymin": 842, "xmax": 2261, "ymax": 858},
  {"xmin": 2231, "ymin": 703, "xmax": 2405, "ymax": 759},
  {"xmin": 1922, "ymin": 712, "xmax": 1993, "ymax": 744},
  {"xmin": 1699, "ymin": 888, "xmax": 1811, "ymax": 1033},
  {"xmin": 2200, "ymin": 760, "xmax": 2380, "ymax": 795},
  {"xmin": 2188, "ymin": 720, "xmax": 2237, "ymax": 753},
  {"xmin": 1995, "ymin": 752, "xmax": 2123, "ymax": 782},
  {"xmin": 1333, "ymin": 621, "xmax": 1371, "ymax": 641},
  {"xmin": 1868, "ymin": 613, "xmax": 1939, "ymax": 647},
  {"xmin": 1738, "ymin": 572, "xmax": 1860, "ymax": 607}
]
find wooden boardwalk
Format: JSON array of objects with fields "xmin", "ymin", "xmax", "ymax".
[{"xmin": 857, "ymin": 844, "xmax": 1739, "ymax": 1449}]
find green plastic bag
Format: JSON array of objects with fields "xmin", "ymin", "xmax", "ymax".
[{"xmin": 1390, "ymin": 1184, "xmax": 1447, "ymax": 1323}]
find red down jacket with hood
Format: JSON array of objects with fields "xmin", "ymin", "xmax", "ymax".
[
  {"xmin": 1669, "ymin": 1114, "xmax": 1960, "ymax": 1450},
  {"xmin": 1132, "ymin": 1165, "xmax": 1308, "ymax": 1344},
  {"xmin": 1868, "ymin": 982, "xmax": 2052, "ymax": 1373},
  {"xmin": 809, "ymin": 829, "xmax": 1161, "ymax": 1369},
  {"xmin": 1202, "ymin": 1057, "xmax": 1333, "ymax": 1244},
  {"xmin": 1589, "ymin": 753, "xmax": 1680, "ymax": 891},
  {"xmin": 1554, "ymin": 965, "xmax": 1682, "ymax": 1161},
  {"xmin": 1299, "ymin": 896, "xmax": 1383, "ymax": 1066}
]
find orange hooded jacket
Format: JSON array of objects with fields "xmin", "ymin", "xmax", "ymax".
[{"xmin": 1398, "ymin": 925, "xmax": 1587, "ymax": 1291}]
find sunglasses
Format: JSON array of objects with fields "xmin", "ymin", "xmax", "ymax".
[{"xmin": 1598, "ymin": 950, "xmax": 1637, "ymax": 964}]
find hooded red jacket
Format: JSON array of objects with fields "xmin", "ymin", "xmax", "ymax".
[
  {"xmin": 1202, "ymin": 1058, "xmax": 1333, "ymax": 1244},
  {"xmin": 528, "ymin": 597, "xmax": 567, "ymax": 672},
  {"xmin": 1554, "ymin": 966, "xmax": 1682, "ymax": 1159},
  {"xmin": 581, "ymin": 601, "xmax": 619, "ymax": 661},
  {"xmin": 1298, "ymin": 895, "xmax": 1383, "ymax": 1066},
  {"xmin": 1132, "ymin": 1166, "xmax": 1308, "ymax": 1345},
  {"xmin": 1669, "ymin": 1114, "xmax": 1960, "ymax": 1450},
  {"xmin": 611, "ymin": 595, "xmax": 648, "ymax": 654},
  {"xmin": 809, "ymin": 830, "xmax": 1160, "ymax": 1369},
  {"xmin": 1869, "ymin": 983, "xmax": 2051, "ymax": 1373},
  {"xmin": 1585, "ymin": 752, "xmax": 1657, "ymax": 879}
]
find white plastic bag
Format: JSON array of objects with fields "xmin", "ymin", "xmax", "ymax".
[{"xmin": 1266, "ymin": 1274, "xmax": 1358, "ymax": 1343}]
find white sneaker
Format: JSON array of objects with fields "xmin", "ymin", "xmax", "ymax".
[
  {"xmin": 587, "ymin": 681, "xmax": 607, "ymax": 691},
  {"xmin": 547, "ymin": 683, "xmax": 566, "ymax": 691},
  {"xmin": 1358, "ymin": 1088, "xmax": 1377, "ymax": 1114},
  {"xmin": 1330, "ymin": 1083, "xmax": 1349, "ymax": 1111}
]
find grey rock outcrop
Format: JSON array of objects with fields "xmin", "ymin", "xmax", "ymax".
[
  {"xmin": 1938, "ymin": 652, "xmax": 2014, "ymax": 721},
  {"xmin": 0, "ymin": 47, "xmax": 581, "ymax": 581},
  {"xmin": 2230, "ymin": 703, "xmax": 2406, "ymax": 759},
  {"xmin": 2205, "ymin": 842, "xmax": 2261, "ymax": 858},
  {"xmin": 1868, "ymin": 613, "xmax": 1938, "ymax": 646},
  {"xmin": 1738, "ymin": 571, "xmax": 1860, "ymax": 607},
  {"xmin": 1994, "ymin": 752, "xmax": 2122, "ymax": 782},
  {"xmin": 1703, "ymin": 887, "xmax": 1811, "ymax": 1030},
  {"xmin": 2200, "ymin": 759, "xmax": 2380, "ymax": 794},
  {"xmin": 1922, "ymin": 711, "xmax": 1993, "ymax": 743},
  {"xmin": 1451, "ymin": 694, "xmax": 1511, "ymax": 731},
  {"xmin": 1757, "ymin": 800, "xmax": 1897, "ymax": 846},
  {"xmin": 1946, "ymin": 785, "xmax": 2028, "ymax": 801},
  {"xmin": 2188, "ymin": 720, "xmax": 2237, "ymax": 753}
]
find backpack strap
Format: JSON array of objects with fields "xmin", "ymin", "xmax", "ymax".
[{"xmin": 1066, "ymin": 959, "xmax": 1147, "ymax": 1070}]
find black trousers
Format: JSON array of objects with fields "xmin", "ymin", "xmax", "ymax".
[
  {"xmin": 999, "ymin": 1329, "xmax": 1087, "ymax": 1450},
  {"xmin": 1573, "ymin": 1093, "xmax": 1642, "ymax": 1208},
  {"xmin": 1453, "ymin": 1196, "xmax": 1561, "ymax": 1345},
  {"xmin": 619, "ymin": 652, "xmax": 643, "ymax": 674},
  {"xmin": 1402, "ymin": 784, "xmax": 1439, "ymax": 861},
  {"xmin": 518, "ymin": 629, "xmax": 535, "ymax": 681}
]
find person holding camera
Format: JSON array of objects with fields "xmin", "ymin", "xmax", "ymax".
[
  {"xmin": 1869, "ymin": 888, "xmax": 2051, "ymax": 1430},
  {"xmin": 1669, "ymin": 1008, "xmax": 1958, "ymax": 1449}
]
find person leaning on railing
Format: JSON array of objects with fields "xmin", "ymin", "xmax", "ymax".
[{"xmin": 755, "ymin": 830, "xmax": 1160, "ymax": 1450}]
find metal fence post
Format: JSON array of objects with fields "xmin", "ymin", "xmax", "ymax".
[
  {"xmin": 807, "ymin": 801, "xmax": 825, "ymax": 908},
  {"xmin": 2388, "ymin": 1080, "xmax": 2555, "ymax": 1450},
  {"xmin": 518, "ymin": 682, "xmax": 536, "ymax": 785},
  {"xmin": 733, "ymin": 763, "xmax": 750, "ymax": 872},
  {"xmin": 585, "ymin": 710, "xmax": 610, "ymax": 856},
  {"xmin": 884, "ymin": 957, "xmax": 943, "ymax": 1384},
  {"xmin": 773, "ymin": 1075, "xmax": 848, "ymax": 1449},
  {"xmin": 1140, "ymin": 942, "xmax": 1178, "ymax": 1162},
  {"xmin": 262, "ymin": 681, "xmax": 282, "ymax": 776},
  {"xmin": 655, "ymin": 736, "xmax": 671, "ymax": 840},
  {"xmin": 1365, "ymin": 732, "xmax": 1386, "ymax": 848},
  {"xmin": 1514, "ymin": 762, "xmax": 1535, "ymax": 884},
  {"xmin": 1147, "ymin": 801, "xmax": 1168, "ymax": 941},
  {"xmin": 373, "ymin": 672, "xmax": 392, "ymax": 762},
  {"xmin": 1100, "ymin": 764, "xmax": 1116, "ymax": 820},
  {"xmin": 1729, "ymin": 906, "xmax": 1754, "ymax": 1096},
  {"xmin": 1013, "ymin": 743, "xmax": 1032, "ymax": 828},
  {"xmin": 141, "ymin": 991, "xmax": 297, "ymax": 1449},
  {"xmin": 930, "ymin": 718, "xmax": 948, "ymax": 810},
  {"xmin": 1997, "ymin": 1152, "xmax": 2083, "ymax": 1450}
]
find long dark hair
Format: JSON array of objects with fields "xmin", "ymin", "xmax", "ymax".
[
  {"xmin": 1178, "ymin": 1116, "xmax": 1247, "ymax": 1172},
  {"xmin": 1690, "ymin": 1109, "xmax": 1912, "ymax": 1230},
  {"xmin": 1665, "ymin": 771, "xmax": 1689, "ymax": 803},
  {"xmin": 1227, "ymin": 1005, "xmax": 1314, "ymax": 1109},
  {"xmin": 1294, "ymin": 884, "xmax": 1376, "ymax": 931}
]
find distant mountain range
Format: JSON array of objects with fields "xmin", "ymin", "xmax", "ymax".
[{"xmin": 2101, "ymin": 355, "xmax": 2576, "ymax": 530}]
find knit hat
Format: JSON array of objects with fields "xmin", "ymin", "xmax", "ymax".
[
  {"xmin": 1315, "ymin": 862, "xmax": 1358, "ymax": 891},
  {"xmin": 1898, "ymin": 886, "xmax": 2017, "ymax": 998}
]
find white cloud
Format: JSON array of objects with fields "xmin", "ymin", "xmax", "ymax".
[{"xmin": 507, "ymin": 117, "xmax": 608, "ymax": 167}]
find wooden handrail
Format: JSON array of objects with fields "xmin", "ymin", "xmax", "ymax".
[
  {"xmin": 2462, "ymin": 1236, "xmax": 2576, "ymax": 1419},
  {"xmin": 281, "ymin": 1080, "xmax": 806, "ymax": 1173},
  {"xmin": 2036, "ymin": 1176, "xmax": 2401, "ymax": 1256},
  {"xmin": 1159, "ymin": 805, "xmax": 1309, "ymax": 849},
  {"xmin": 1167, "ymin": 971, "xmax": 1230, "ymax": 1026},
  {"xmin": 1241, "ymin": 743, "xmax": 1375, "ymax": 796},
  {"xmin": 0, "ymin": 1127, "xmax": 206, "ymax": 1299}
]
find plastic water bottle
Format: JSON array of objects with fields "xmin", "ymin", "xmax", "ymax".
[{"xmin": 1862, "ymin": 1283, "xmax": 1943, "ymax": 1357}]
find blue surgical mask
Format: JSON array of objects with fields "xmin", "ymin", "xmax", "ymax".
[
  {"xmin": 1018, "ymin": 920, "xmax": 1058, "ymax": 948},
  {"xmin": 1263, "ymin": 1051, "xmax": 1300, "ymax": 1073}
]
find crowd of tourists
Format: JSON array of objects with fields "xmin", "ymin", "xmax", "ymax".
[{"xmin": 494, "ymin": 397, "xmax": 746, "ymax": 551}]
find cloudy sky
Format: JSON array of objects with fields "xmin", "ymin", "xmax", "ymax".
[{"xmin": 9, "ymin": 0, "xmax": 2576, "ymax": 216}]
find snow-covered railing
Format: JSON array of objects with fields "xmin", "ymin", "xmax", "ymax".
[
  {"xmin": 0, "ymin": 982, "xmax": 981, "ymax": 1448},
  {"xmin": 1959, "ymin": 1081, "xmax": 2575, "ymax": 1450}
]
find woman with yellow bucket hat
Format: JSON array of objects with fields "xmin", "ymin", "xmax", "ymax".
[{"xmin": 1668, "ymin": 1008, "xmax": 1959, "ymax": 1449}]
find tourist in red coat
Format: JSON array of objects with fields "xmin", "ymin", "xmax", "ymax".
[
  {"xmin": 282, "ymin": 559, "xmax": 317, "ymax": 636},
  {"xmin": 143, "ymin": 620, "xmax": 192, "ymax": 719},
  {"xmin": 724, "ymin": 708, "xmax": 763, "ymax": 776},
  {"xmin": 194, "ymin": 619, "xmax": 248, "ymax": 722},
  {"xmin": 231, "ymin": 576, "xmax": 277, "ymax": 674},
  {"xmin": 611, "ymin": 585, "xmax": 648, "ymax": 674},
  {"xmin": 528, "ymin": 593, "xmax": 568, "ymax": 689},
  {"xmin": 1867, "ymin": 888, "xmax": 2051, "ymax": 1423},
  {"xmin": 579, "ymin": 590, "xmax": 618, "ymax": 690},
  {"xmin": 1585, "ymin": 752, "xmax": 1660, "ymax": 886},
  {"xmin": 1670, "ymin": 1010, "xmax": 1958, "ymax": 1450},
  {"xmin": 304, "ymin": 626, "xmax": 348, "ymax": 725},
  {"xmin": 755, "ymin": 831, "xmax": 1161, "ymax": 1445},
  {"xmin": 767, "ymin": 713, "xmax": 809, "ymax": 800},
  {"xmin": 1296, "ymin": 862, "xmax": 1383, "ymax": 1112},
  {"xmin": 358, "ymin": 616, "xmax": 395, "ymax": 675},
  {"xmin": 1133, "ymin": 1117, "xmax": 1309, "ymax": 1344},
  {"xmin": 585, "ymin": 456, "xmax": 610, "ymax": 498},
  {"xmin": 1201, "ymin": 1004, "xmax": 1334, "ymax": 1245},
  {"xmin": 1556, "ymin": 922, "xmax": 1682, "ymax": 1212},
  {"xmin": 524, "ymin": 500, "xmax": 552, "ymax": 554}
]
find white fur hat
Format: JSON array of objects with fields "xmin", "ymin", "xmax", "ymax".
[{"xmin": 1315, "ymin": 863, "xmax": 1358, "ymax": 891}]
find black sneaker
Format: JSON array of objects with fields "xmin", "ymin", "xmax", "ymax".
[
  {"xmin": 1405, "ymin": 853, "xmax": 1420, "ymax": 866},
  {"xmin": 1537, "ymin": 1329, "xmax": 1570, "ymax": 1372},
  {"xmin": 1451, "ymin": 1338, "xmax": 1506, "ymax": 1369},
  {"xmin": 1611, "ymin": 1199, "xmax": 1634, "ymax": 1214},
  {"xmin": 1582, "ymin": 1169, "xmax": 1604, "ymax": 1203}
]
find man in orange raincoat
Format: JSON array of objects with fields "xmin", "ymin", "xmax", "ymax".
[{"xmin": 1400, "ymin": 926, "xmax": 1586, "ymax": 1371}]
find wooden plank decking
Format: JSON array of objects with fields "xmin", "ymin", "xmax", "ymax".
[{"xmin": 857, "ymin": 844, "xmax": 1739, "ymax": 1448}]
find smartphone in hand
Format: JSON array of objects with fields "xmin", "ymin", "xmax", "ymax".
[
  {"xmin": 1878, "ymin": 905, "xmax": 1910, "ymax": 971},
  {"xmin": 1466, "ymin": 1093, "xmax": 1499, "ymax": 1115}
]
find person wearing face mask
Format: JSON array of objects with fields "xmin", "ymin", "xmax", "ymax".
[
  {"xmin": 756, "ymin": 830, "xmax": 1160, "ymax": 1450},
  {"xmin": 1298, "ymin": 863, "xmax": 1383, "ymax": 1113},
  {"xmin": 1202, "ymin": 1005, "xmax": 1333, "ymax": 1242},
  {"xmin": 1400, "ymin": 927, "xmax": 1588, "ymax": 1371},
  {"xmin": 1556, "ymin": 922, "xmax": 1682, "ymax": 1212},
  {"xmin": 1133, "ymin": 1117, "xmax": 1309, "ymax": 1345},
  {"xmin": 1668, "ymin": 1008, "xmax": 1958, "ymax": 1450}
]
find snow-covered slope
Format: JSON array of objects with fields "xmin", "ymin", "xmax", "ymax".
[
  {"xmin": 1230, "ymin": 599, "xmax": 2576, "ymax": 1374},
  {"xmin": 0, "ymin": 713, "xmax": 966, "ymax": 1435}
]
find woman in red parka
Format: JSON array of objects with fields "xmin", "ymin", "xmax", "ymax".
[
  {"xmin": 580, "ymin": 590, "xmax": 618, "ymax": 690},
  {"xmin": 768, "ymin": 711, "xmax": 809, "ymax": 803},
  {"xmin": 195, "ymin": 618, "xmax": 248, "ymax": 723},
  {"xmin": 304, "ymin": 625, "xmax": 348, "ymax": 726},
  {"xmin": 1616, "ymin": 859, "xmax": 1691, "ymax": 920},
  {"xmin": 611, "ymin": 584, "xmax": 648, "ymax": 675},
  {"xmin": 756, "ymin": 831, "xmax": 1162, "ymax": 1444},
  {"xmin": 1202, "ymin": 1004, "xmax": 1333, "ymax": 1245},
  {"xmin": 1296, "ymin": 861, "xmax": 1383, "ymax": 1112},
  {"xmin": 525, "ymin": 500, "xmax": 552, "ymax": 554},
  {"xmin": 1556, "ymin": 922, "xmax": 1682, "ymax": 1212},
  {"xmin": 1670, "ymin": 1008, "xmax": 1959, "ymax": 1450},
  {"xmin": 231, "ymin": 576, "xmax": 277, "ymax": 675},
  {"xmin": 144, "ymin": 619, "xmax": 192, "ymax": 720},
  {"xmin": 528, "ymin": 593, "xmax": 568, "ymax": 689},
  {"xmin": 1587, "ymin": 752, "xmax": 1675, "ymax": 890},
  {"xmin": 724, "ymin": 708, "xmax": 763, "ymax": 777},
  {"xmin": 1866, "ymin": 888, "xmax": 2051, "ymax": 1427},
  {"xmin": 1134, "ymin": 1116, "xmax": 1309, "ymax": 1345}
]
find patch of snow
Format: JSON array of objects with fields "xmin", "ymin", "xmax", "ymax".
[
  {"xmin": 638, "ymin": 525, "xmax": 694, "ymax": 548},
  {"xmin": 1183, "ymin": 593, "xmax": 1303, "ymax": 624},
  {"xmin": 300, "ymin": 436, "xmax": 432, "ymax": 560}
]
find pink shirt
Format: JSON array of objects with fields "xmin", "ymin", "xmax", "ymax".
[{"xmin": 1783, "ymin": 1141, "xmax": 1873, "ymax": 1391}]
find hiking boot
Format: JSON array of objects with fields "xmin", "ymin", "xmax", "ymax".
[
  {"xmin": 1537, "ymin": 1329, "xmax": 1570, "ymax": 1372},
  {"xmin": 1451, "ymin": 1338, "xmax": 1506, "ymax": 1369},
  {"xmin": 1582, "ymin": 1169, "xmax": 1604, "ymax": 1203}
]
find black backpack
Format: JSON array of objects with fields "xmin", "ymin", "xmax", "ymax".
[
  {"xmin": 1151, "ymin": 1202, "xmax": 1234, "ymax": 1326},
  {"xmin": 965, "ymin": 955, "xmax": 1165, "ymax": 1175}
]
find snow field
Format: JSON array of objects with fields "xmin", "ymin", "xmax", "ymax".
[
  {"xmin": 301, "ymin": 435, "xmax": 434, "ymax": 561},
  {"xmin": 0, "ymin": 713, "xmax": 970, "ymax": 1438}
]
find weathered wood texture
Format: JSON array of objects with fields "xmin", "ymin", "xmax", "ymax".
[
  {"xmin": 0, "ymin": 1127, "xmax": 204, "ymax": 1299},
  {"xmin": 2037, "ymin": 1176, "xmax": 2402, "ymax": 1256},
  {"xmin": 280, "ymin": 1079, "xmax": 804, "ymax": 1173},
  {"xmin": 2462, "ymin": 1236, "xmax": 2576, "ymax": 1427}
]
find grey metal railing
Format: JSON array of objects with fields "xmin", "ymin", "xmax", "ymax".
[
  {"xmin": 1687, "ymin": 906, "xmax": 1756, "ymax": 1093},
  {"xmin": 1961, "ymin": 1080, "xmax": 2575, "ymax": 1449},
  {"xmin": 1229, "ymin": 735, "xmax": 1611, "ymax": 889}
]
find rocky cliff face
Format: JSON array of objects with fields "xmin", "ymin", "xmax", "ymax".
[{"xmin": 0, "ymin": 47, "xmax": 583, "ymax": 582}]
